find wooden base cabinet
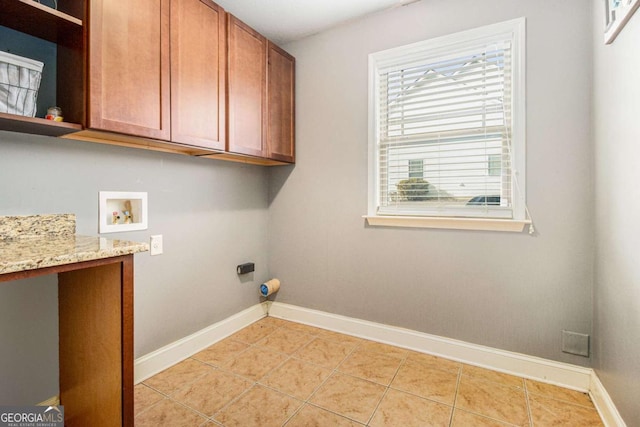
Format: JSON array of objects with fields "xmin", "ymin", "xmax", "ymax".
[
  {"xmin": 0, "ymin": 255, "xmax": 135, "ymax": 427},
  {"xmin": 58, "ymin": 258, "xmax": 134, "ymax": 427}
]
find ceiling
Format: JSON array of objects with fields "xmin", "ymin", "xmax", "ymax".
[{"xmin": 214, "ymin": 0, "xmax": 416, "ymax": 45}]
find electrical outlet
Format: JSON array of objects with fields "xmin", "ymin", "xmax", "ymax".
[{"xmin": 150, "ymin": 235, "xmax": 163, "ymax": 256}]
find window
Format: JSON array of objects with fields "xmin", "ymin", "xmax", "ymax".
[
  {"xmin": 408, "ymin": 159, "xmax": 424, "ymax": 178},
  {"xmin": 488, "ymin": 154, "xmax": 501, "ymax": 176},
  {"xmin": 367, "ymin": 19, "xmax": 526, "ymax": 228}
]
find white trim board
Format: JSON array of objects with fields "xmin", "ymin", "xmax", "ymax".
[
  {"xmin": 134, "ymin": 302, "xmax": 268, "ymax": 384},
  {"xmin": 590, "ymin": 371, "xmax": 628, "ymax": 427},
  {"xmin": 268, "ymin": 302, "xmax": 592, "ymax": 391}
]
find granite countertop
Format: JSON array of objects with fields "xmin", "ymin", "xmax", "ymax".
[{"xmin": 0, "ymin": 214, "xmax": 149, "ymax": 275}]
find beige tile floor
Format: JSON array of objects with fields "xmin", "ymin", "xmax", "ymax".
[{"xmin": 135, "ymin": 317, "xmax": 604, "ymax": 426}]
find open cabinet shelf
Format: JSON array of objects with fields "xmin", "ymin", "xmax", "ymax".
[
  {"xmin": 0, "ymin": 112, "xmax": 82, "ymax": 137},
  {"xmin": 0, "ymin": 0, "xmax": 85, "ymax": 135},
  {"xmin": 0, "ymin": 0, "xmax": 83, "ymax": 45}
]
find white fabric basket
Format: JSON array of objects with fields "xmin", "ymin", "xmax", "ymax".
[{"xmin": 0, "ymin": 50, "xmax": 44, "ymax": 117}]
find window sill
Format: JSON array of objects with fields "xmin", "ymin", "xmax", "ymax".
[{"xmin": 363, "ymin": 215, "xmax": 531, "ymax": 232}]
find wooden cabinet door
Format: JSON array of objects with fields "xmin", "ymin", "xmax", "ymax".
[
  {"xmin": 267, "ymin": 42, "xmax": 295, "ymax": 163},
  {"xmin": 88, "ymin": 0, "xmax": 170, "ymax": 140},
  {"xmin": 227, "ymin": 14, "xmax": 266, "ymax": 157},
  {"xmin": 171, "ymin": 0, "xmax": 225, "ymax": 149}
]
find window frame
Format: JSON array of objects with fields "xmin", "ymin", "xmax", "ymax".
[{"xmin": 366, "ymin": 18, "xmax": 528, "ymax": 231}]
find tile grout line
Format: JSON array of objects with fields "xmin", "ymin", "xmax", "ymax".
[
  {"xmin": 174, "ymin": 366, "xmax": 249, "ymax": 422},
  {"xmin": 472, "ymin": 371, "xmax": 530, "ymax": 424},
  {"xmin": 204, "ymin": 331, "xmax": 282, "ymax": 423},
  {"xmin": 280, "ymin": 403, "xmax": 304, "ymax": 427},
  {"xmin": 385, "ymin": 357, "xmax": 460, "ymax": 406},
  {"xmin": 301, "ymin": 339, "xmax": 368, "ymax": 425},
  {"xmin": 168, "ymin": 397, "xmax": 211, "ymax": 423},
  {"xmin": 143, "ymin": 357, "xmax": 215, "ymax": 397},
  {"xmin": 524, "ymin": 379, "xmax": 534, "ymax": 427},
  {"xmin": 250, "ymin": 319, "xmax": 365, "ymax": 426},
  {"xmin": 208, "ymin": 379, "xmax": 259, "ymax": 424},
  {"xmin": 366, "ymin": 386, "xmax": 390, "ymax": 426},
  {"xmin": 448, "ymin": 366, "xmax": 463, "ymax": 427},
  {"xmin": 276, "ymin": 340, "xmax": 350, "ymax": 427},
  {"xmin": 363, "ymin": 353, "xmax": 407, "ymax": 426},
  {"xmin": 133, "ymin": 386, "xmax": 169, "ymax": 420},
  {"xmin": 188, "ymin": 319, "xmax": 290, "ymax": 424},
  {"xmin": 524, "ymin": 378, "xmax": 603, "ymax": 417},
  {"xmin": 158, "ymin": 359, "xmax": 261, "ymax": 424},
  {"xmin": 304, "ymin": 401, "xmax": 366, "ymax": 426},
  {"xmin": 450, "ymin": 373, "xmax": 530, "ymax": 427}
]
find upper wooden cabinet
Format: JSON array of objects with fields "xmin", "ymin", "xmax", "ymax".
[
  {"xmin": 87, "ymin": 0, "xmax": 171, "ymax": 140},
  {"xmin": 0, "ymin": 0, "xmax": 294, "ymax": 164},
  {"xmin": 267, "ymin": 43, "xmax": 295, "ymax": 163},
  {"xmin": 226, "ymin": 15, "xmax": 267, "ymax": 158},
  {"xmin": 88, "ymin": 0, "xmax": 227, "ymax": 150},
  {"xmin": 227, "ymin": 15, "xmax": 296, "ymax": 163},
  {"xmin": 170, "ymin": 0, "xmax": 225, "ymax": 150}
]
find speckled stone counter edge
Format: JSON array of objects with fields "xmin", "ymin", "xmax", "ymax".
[
  {"xmin": 0, "ymin": 214, "xmax": 149, "ymax": 275},
  {"xmin": 0, "ymin": 213, "xmax": 76, "ymax": 239}
]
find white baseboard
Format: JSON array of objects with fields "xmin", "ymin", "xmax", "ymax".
[
  {"xmin": 134, "ymin": 302, "xmax": 268, "ymax": 384},
  {"xmin": 590, "ymin": 371, "xmax": 627, "ymax": 427},
  {"xmin": 268, "ymin": 302, "xmax": 592, "ymax": 392}
]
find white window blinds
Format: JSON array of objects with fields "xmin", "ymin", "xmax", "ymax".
[{"xmin": 370, "ymin": 19, "xmax": 525, "ymax": 220}]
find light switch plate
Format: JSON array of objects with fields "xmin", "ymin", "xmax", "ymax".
[{"xmin": 150, "ymin": 235, "xmax": 163, "ymax": 256}]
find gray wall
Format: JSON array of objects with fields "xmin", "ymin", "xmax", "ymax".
[
  {"xmin": 0, "ymin": 132, "xmax": 269, "ymax": 403},
  {"xmin": 0, "ymin": 275, "xmax": 58, "ymax": 405},
  {"xmin": 270, "ymin": 0, "xmax": 594, "ymax": 366},
  {"xmin": 592, "ymin": 1, "xmax": 640, "ymax": 425}
]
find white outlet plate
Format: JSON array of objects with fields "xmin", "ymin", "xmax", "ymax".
[{"xmin": 150, "ymin": 235, "xmax": 163, "ymax": 256}]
